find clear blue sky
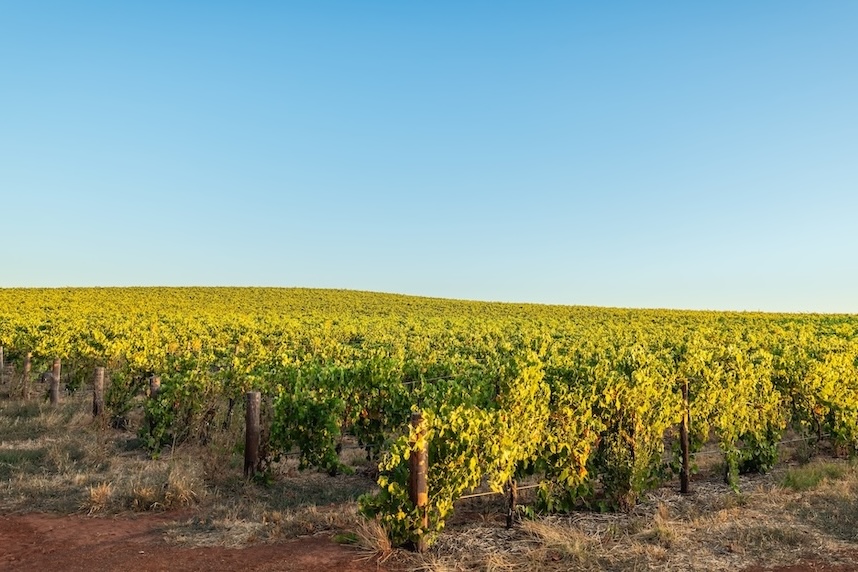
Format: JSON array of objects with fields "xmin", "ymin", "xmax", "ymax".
[{"xmin": 2, "ymin": 2, "xmax": 856, "ymax": 313}]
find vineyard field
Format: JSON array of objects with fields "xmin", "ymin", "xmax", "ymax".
[{"xmin": 2, "ymin": 287, "xmax": 857, "ymax": 547}]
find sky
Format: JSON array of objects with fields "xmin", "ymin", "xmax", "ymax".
[{"xmin": 1, "ymin": 2, "xmax": 856, "ymax": 313}]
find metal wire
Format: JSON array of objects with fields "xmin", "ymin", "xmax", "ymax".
[
  {"xmin": 457, "ymin": 483, "xmax": 542, "ymax": 500},
  {"xmin": 691, "ymin": 433, "xmax": 831, "ymax": 458},
  {"xmin": 456, "ymin": 434, "xmax": 833, "ymax": 502},
  {"xmin": 458, "ymin": 490, "xmax": 505, "ymax": 500},
  {"xmin": 516, "ymin": 484, "xmax": 542, "ymax": 491}
]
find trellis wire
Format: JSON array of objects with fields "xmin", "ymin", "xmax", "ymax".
[
  {"xmin": 455, "ymin": 434, "xmax": 833, "ymax": 501},
  {"xmin": 458, "ymin": 483, "xmax": 541, "ymax": 501},
  {"xmin": 692, "ymin": 433, "xmax": 832, "ymax": 458}
]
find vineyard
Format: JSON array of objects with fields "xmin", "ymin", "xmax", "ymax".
[{"xmin": 2, "ymin": 287, "xmax": 858, "ymax": 551}]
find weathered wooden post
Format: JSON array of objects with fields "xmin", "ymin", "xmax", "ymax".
[
  {"xmin": 149, "ymin": 375, "xmax": 161, "ymax": 399},
  {"xmin": 93, "ymin": 367, "xmax": 105, "ymax": 418},
  {"xmin": 506, "ymin": 479, "xmax": 518, "ymax": 528},
  {"xmin": 0, "ymin": 346, "xmax": 5, "ymax": 387},
  {"xmin": 49, "ymin": 358, "xmax": 62, "ymax": 405},
  {"xmin": 408, "ymin": 411, "xmax": 429, "ymax": 552},
  {"xmin": 146, "ymin": 375, "xmax": 161, "ymax": 437},
  {"xmin": 680, "ymin": 379, "xmax": 691, "ymax": 494},
  {"xmin": 22, "ymin": 353, "xmax": 32, "ymax": 399},
  {"xmin": 244, "ymin": 391, "xmax": 261, "ymax": 477}
]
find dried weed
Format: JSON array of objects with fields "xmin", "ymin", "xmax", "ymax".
[{"xmin": 84, "ymin": 482, "xmax": 113, "ymax": 514}]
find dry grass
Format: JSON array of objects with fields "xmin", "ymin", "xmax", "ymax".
[
  {"xmin": 0, "ymin": 388, "xmax": 371, "ymax": 547},
  {"xmin": 522, "ymin": 519, "xmax": 595, "ymax": 564},
  {"xmin": 4, "ymin": 384, "xmax": 858, "ymax": 570},
  {"xmin": 85, "ymin": 481, "xmax": 113, "ymax": 514},
  {"xmin": 781, "ymin": 460, "xmax": 851, "ymax": 491},
  {"xmin": 397, "ymin": 462, "xmax": 858, "ymax": 572},
  {"xmin": 353, "ymin": 517, "xmax": 394, "ymax": 562}
]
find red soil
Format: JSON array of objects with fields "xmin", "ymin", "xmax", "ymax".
[{"xmin": 0, "ymin": 513, "xmax": 384, "ymax": 572}]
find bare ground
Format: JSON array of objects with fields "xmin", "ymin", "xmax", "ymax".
[{"xmin": 0, "ymin": 512, "xmax": 383, "ymax": 572}]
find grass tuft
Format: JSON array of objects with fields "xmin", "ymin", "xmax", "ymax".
[
  {"xmin": 353, "ymin": 517, "xmax": 393, "ymax": 562},
  {"xmin": 85, "ymin": 482, "xmax": 113, "ymax": 514},
  {"xmin": 643, "ymin": 501, "xmax": 677, "ymax": 547},
  {"xmin": 781, "ymin": 461, "xmax": 848, "ymax": 491},
  {"xmin": 522, "ymin": 519, "xmax": 594, "ymax": 565}
]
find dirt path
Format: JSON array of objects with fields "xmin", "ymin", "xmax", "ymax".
[
  {"xmin": 3, "ymin": 512, "xmax": 856, "ymax": 572},
  {"xmin": 0, "ymin": 513, "xmax": 383, "ymax": 572}
]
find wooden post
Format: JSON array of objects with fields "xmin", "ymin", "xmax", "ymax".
[
  {"xmin": 244, "ymin": 391, "xmax": 261, "ymax": 477},
  {"xmin": 93, "ymin": 367, "xmax": 105, "ymax": 417},
  {"xmin": 22, "ymin": 353, "xmax": 32, "ymax": 399},
  {"xmin": 223, "ymin": 397, "xmax": 236, "ymax": 430},
  {"xmin": 680, "ymin": 379, "xmax": 691, "ymax": 494},
  {"xmin": 51, "ymin": 358, "xmax": 62, "ymax": 405},
  {"xmin": 149, "ymin": 375, "xmax": 161, "ymax": 399},
  {"xmin": 49, "ymin": 374, "xmax": 60, "ymax": 406},
  {"xmin": 408, "ymin": 411, "xmax": 429, "ymax": 552},
  {"xmin": 0, "ymin": 346, "xmax": 4, "ymax": 387},
  {"xmin": 506, "ymin": 479, "xmax": 518, "ymax": 528},
  {"xmin": 147, "ymin": 375, "xmax": 161, "ymax": 437}
]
